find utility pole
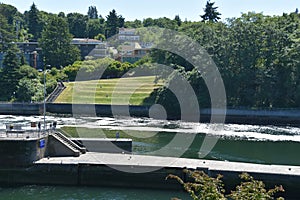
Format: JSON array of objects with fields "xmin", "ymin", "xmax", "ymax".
[{"xmin": 43, "ymin": 65, "xmax": 50, "ymax": 134}]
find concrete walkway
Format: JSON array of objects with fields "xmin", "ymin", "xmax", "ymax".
[{"xmin": 37, "ymin": 152, "xmax": 300, "ymax": 176}]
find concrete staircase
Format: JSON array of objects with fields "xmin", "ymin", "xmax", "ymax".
[
  {"xmin": 46, "ymin": 131, "xmax": 86, "ymax": 157},
  {"xmin": 46, "ymin": 82, "xmax": 66, "ymax": 102}
]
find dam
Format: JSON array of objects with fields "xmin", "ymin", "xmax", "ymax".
[{"xmin": 0, "ymin": 121, "xmax": 299, "ymax": 198}]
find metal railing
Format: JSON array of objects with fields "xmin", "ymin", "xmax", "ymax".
[{"xmin": 0, "ymin": 123, "xmax": 55, "ymax": 139}]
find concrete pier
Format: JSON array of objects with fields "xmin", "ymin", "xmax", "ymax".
[{"xmin": 0, "ymin": 152, "xmax": 296, "ymax": 198}]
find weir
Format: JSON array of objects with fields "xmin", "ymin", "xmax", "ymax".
[
  {"xmin": 0, "ymin": 102, "xmax": 300, "ymax": 126},
  {"xmin": 0, "ymin": 122, "xmax": 299, "ymax": 198}
]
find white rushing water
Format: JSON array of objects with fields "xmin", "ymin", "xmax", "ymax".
[{"xmin": 0, "ymin": 115, "xmax": 300, "ymax": 142}]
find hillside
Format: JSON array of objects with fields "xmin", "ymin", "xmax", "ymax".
[{"xmin": 55, "ymin": 76, "xmax": 162, "ymax": 105}]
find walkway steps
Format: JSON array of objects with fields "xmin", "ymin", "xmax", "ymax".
[
  {"xmin": 52, "ymin": 131, "xmax": 87, "ymax": 154},
  {"xmin": 46, "ymin": 82, "xmax": 66, "ymax": 102},
  {"xmin": 46, "ymin": 131, "xmax": 86, "ymax": 157}
]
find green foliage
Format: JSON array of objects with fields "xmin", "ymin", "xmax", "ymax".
[
  {"xmin": 147, "ymin": 12, "xmax": 300, "ymax": 110},
  {"xmin": 28, "ymin": 3, "xmax": 42, "ymax": 40},
  {"xmin": 167, "ymin": 170, "xmax": 284, "ymax": 200},
  {"xmin": 39, "ymin": 15, "xmax": 81, "ymax": 67},
  {"xmin": 174, "ymin": 15, "xmax": 182, "ymax": 26},
  {"xmin": 0, "ymin": 3, "xmax": 300, "ymax": 110},
  {"xmin": 105, "ymin": 9, "xmax": 125, "ymax": 38},
  {"xmin": 228, "ymin": 173, "xmax": 284, "ymax": 200},
  {"xmin": 143, "ymin": 17, "xmax": 178, "ymax": 30},
  {"xmin": 0, "ymin": 3, "xmax": 19, "ymax": 25},
  {"xmin": 167, "ymin": 169, "xmax": 226, "ymax": 200},
  {"xmin": 125, "ymin": 19, "xmax": 143, "ymax": 28},
  {"xmin": 0, "ymin": 44, "xmax": 21, "ymax": 100},
  {"xmin": 62, "ymin": 58, "xmax": 135, "ymax": 81},
  {"xmin": 201, "ymin": 1, "xmax": 221, "ymax": 22},
  {"xmin": 87, "ymin": 19, "xmax": 105, "ymax": 39},
  {"xmin": 67, "ymin": 12, "xmax": 88, "ymax": 38},
  {"xmin": 87, "ymin": 6, "xmax": 98, "ymax": 19},
  {"xmin": 0, "ymin": 14, "xmax": 14, "ymax": 51},
  {"xmin": 94, "ymin": 33, "xmax": 106, "ymax": 41},
  {"xmin": 15, "ymin": 78, "xmax": 43, "ymax": 102},
  {"xmin": 19, "ymin": 65, "xmax": 39, "ymax": 79}
]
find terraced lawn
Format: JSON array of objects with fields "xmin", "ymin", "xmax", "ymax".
[{"xmin": 55, "ymin": 76, "xmax": 162, "ymax": 105}]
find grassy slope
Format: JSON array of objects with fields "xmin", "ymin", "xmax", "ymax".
[{"xmin": 55, "ymin": 76, "xmax": 162, "ymax": 105}]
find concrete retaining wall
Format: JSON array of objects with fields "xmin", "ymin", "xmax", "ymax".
[
  {"xmin": 0, "ymin": 137, "xmax": 47, "ymax": 167},
  {"xmin": 0, "ymin": 103, "xmax": 42, "ymax": 115},
  {"xmin": 46, "ymin": 135, "xmax": 80, "ymax": 157},
  {"xmin": 0, "ymin": 161, "xmax": 296, "ymax": 198},
  {"xmin": 71, "ymin": 138, "xmax": 132, "ymax": 153}
]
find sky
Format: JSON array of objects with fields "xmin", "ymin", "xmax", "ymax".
[{"xmin": 0, "ymin": 0, "xmax": 299, "ymax": 21}]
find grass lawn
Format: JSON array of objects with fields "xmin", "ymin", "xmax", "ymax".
[
  {"xmin": 55, "ymin": 76, "xmax": 162, "ymax": 105},
  {"xmin": 60, "ymin": 126, "xmax": 155, "ymax": 140}
]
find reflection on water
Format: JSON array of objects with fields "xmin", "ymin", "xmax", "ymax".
[{"xmin": 0, "ymin": 185, "xmax": 189, "ymax": 200}]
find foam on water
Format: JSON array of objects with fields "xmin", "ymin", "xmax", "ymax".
[{"xmin": 0, "ymin": 115, "xmax": 300, "ymax": 142}]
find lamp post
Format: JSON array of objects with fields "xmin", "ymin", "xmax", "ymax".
[{"xmin": 43, "ymin": 65, "xmax": 50, "ymax": 134}]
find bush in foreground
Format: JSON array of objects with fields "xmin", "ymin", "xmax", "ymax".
[{"xmin": 167, "ymin": 169, "xmax": 284, "ymax": 200}]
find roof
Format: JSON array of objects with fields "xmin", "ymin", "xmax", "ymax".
[{"xmin": 71, "ymin": 38, "xmax": 104, "ymax": 45}]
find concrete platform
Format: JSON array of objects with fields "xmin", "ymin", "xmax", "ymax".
[
  {"xmin": 0, "ymin": 152, "xmax": 296, "ymax": 198},
  {"xmin": 31, "ymin": 152, "xmax": 299, "ymax": 198},
  {"xmin": 36, "ymin": 152, "xmax": 300, "ymax": 175}
]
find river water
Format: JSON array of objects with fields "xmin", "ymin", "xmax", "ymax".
[{"xmin": 0, "ymin": 115, "xmax": 300, "ymax": 199}]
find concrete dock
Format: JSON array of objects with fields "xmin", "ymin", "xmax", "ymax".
[{"xmin": 27, "ymin": 153, "xmax": 300, "ymax": 198}]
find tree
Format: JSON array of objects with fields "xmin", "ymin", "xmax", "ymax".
[
  {"xmin": 0, "ymin": 44, "xmax": 21, "ymax": 101},
  {"xmin": 0, "ymin": 3, "xmax": 18, "ymax": 25},
  {"xmin": 88, "ymin": 6, "xmax": 98, "ymax": 19},
  {"xmin": 94, "ymin": 33, "xmax": 106, "ymax": 41},
  {"xmin": 174, "ymin": 15, "xmax": 182, "ymax": 26},
  {"xmin": 125, "ymin": 19, "xmax": 143, "ymax": 28},
  {"xmin": 201, "ymin": 1, "xmax": 221, "ymax": 22},
  {"xmin": 143, "ymin": 18, "xmax": 155, "ymax": 27},
  {"xmin": 15, "ymin": 78, "xmax": 43, "ymax": 102},
  {"xmin": 118, "ymin": 15, "xmax": 125, "ymax": 28},
  {"xmin": 58, "ymin": 12, "xmax": 66, "ymax": 18},
  {"xmin": 67, "ymin": 12, "xmax": 88, "ymax": 38},
  {"xmin": 39, "ymin": 15, "xmax": 80, "ymax": 67},
  {"xmin": 106, "ymin": 9, "xmax": 123, "ymax": 38},
  {"xmin": 28, "ymin": 3, "xmax": 42, "ymax": 40},
  {"xmin": 86, "ymin": 18, "xmax": 105, "ymax": 38},
  {"xmin": 0, "ymin": 14, "xmax": 14, "ymax": 52}
]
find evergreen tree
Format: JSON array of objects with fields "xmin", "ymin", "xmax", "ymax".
[
  {"xmin": 58, "ymin": 12, "xmax": 66, "ymax": 18},
  {"xmin": 118, "ymin": 15, "xmax": 125, "ymax": 27},
  {"xmin": 105, "ymin": 9, "xmax": 120, "ymax": 38},
  {"xmin": 39, "ymin": 15, "xmax": 80, "ymax": 67},
  {"xmin": 88, "ymin": 6, "xmax": 98, "ymax": 19},
  {"xmin": 201, "ymin": 1, "xmax": 221, "ymax": 22},
  {"xmin": 174, "ymin": 15, "xmax": 182, "ymax": 26},
  {"xmin": 0, "ymin": 14, "xmax": 14, "ymax": 51},
  {"xmin": 28, "ymin": 3, "xmax": 41, "ymax": 40},
  {"xmin": 0, "ymin": 44, "xmax": 21, "ymax": 100},
  {"xmin": 0, "ymin": 3, "xmax": 18, "ymax": 25}
]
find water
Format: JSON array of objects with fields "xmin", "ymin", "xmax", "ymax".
[
  {"xmin": 1, "ymin": 115, "xmax": 300, "ymax": 199},
  {"xmin": 0, "ymin": 185, "xmax": 189, "ymax": 200}
]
